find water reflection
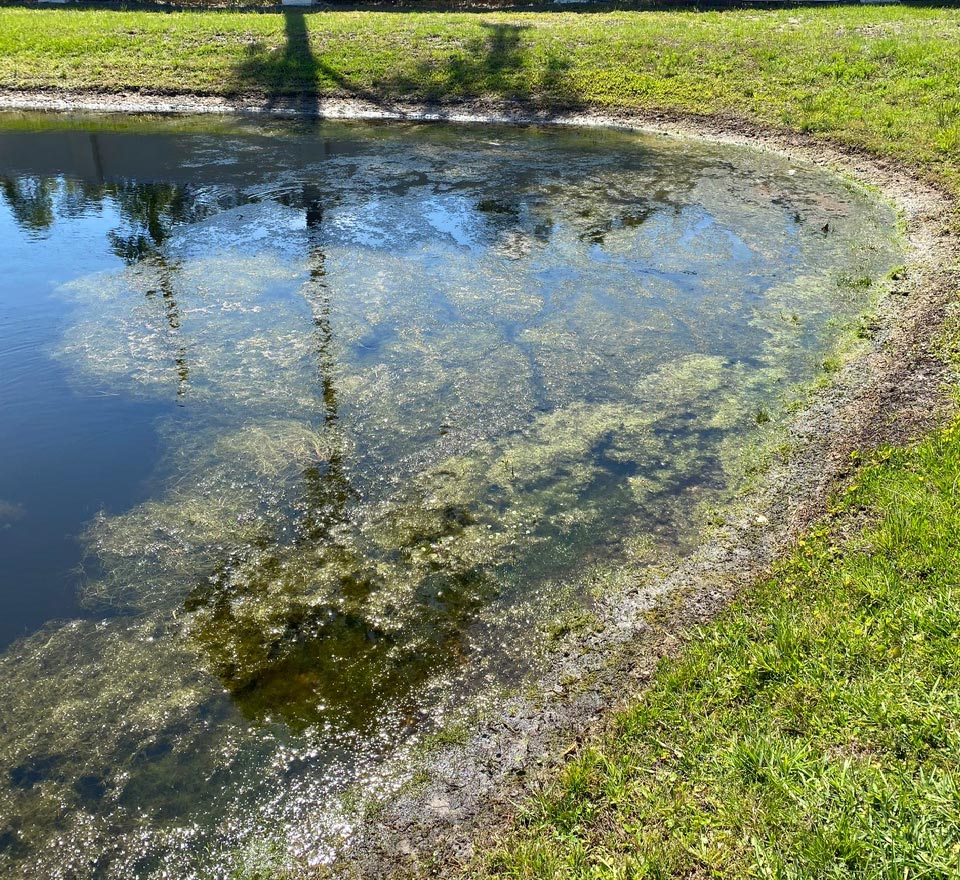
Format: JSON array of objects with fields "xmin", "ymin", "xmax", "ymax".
[
  {"xmin": 0, "ymin": 115, "xmax": 901, "ymax": 879},
  {"xmin": 1, "ymin": 176, "xmax": 56, "ymax": 231}
]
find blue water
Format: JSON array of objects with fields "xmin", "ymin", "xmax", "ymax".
[{"xmin": 0, "ymin": 185, "xmax": 171, "ymax": 646}]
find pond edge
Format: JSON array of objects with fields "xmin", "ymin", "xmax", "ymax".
[{"xmin": 334, "ymin": 109, "xmax": 959, "ymax": 879}]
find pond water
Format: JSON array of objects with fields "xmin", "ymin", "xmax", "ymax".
[{"xmin": 0, "ymin": 113, "xmax": 900, "ymax": 877}]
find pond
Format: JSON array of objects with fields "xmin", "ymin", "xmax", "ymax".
[{"xmin": 0, "ymin": 113, "xmax": 900, "ymax": 878}]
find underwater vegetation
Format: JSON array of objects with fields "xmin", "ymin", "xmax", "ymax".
[{"xmin": 0, "ymin": 118, "xmax": 901, "ymax": 878}]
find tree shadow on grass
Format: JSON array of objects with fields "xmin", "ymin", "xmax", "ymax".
[
  {"xmin": 232, "ymin": 14, "xmax": 583, "ymax": 115},
  {"xmin": 233, "ymin": 10, "xmax": 326, "ymax": 112},
  {"xmin": 379, "ymin": 20, "xmax": 582, "ymax": 109}
]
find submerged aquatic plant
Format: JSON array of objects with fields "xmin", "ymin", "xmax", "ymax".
[{"xmin": 0, "ymin": 120, "xmax": 901, "ymax": 878}]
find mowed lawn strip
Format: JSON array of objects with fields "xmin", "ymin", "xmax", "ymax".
[{"xmin": 0, "ymin": 6, "xmax": 958, "ymax": 188}]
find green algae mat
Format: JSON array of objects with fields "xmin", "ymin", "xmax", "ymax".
[{"xmin": 0, "ymin": 113, "xmax": 901, "ymax": 877}]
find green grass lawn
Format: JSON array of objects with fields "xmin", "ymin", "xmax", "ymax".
[
  {"xmin": 0, "ymin": 5, "xmax": 958, "ymax": 188},
  {"xmin": 2, "ymin": 5, "xmax": 959, "ymax": 878},
  {"xmin": 480, "ymin": 427, "xmax": 960, "ymax": 878}
]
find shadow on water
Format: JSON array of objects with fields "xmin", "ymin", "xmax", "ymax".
[
  {"xmin": 233, "ymin": 13, "xmax": 582, "ymax": 112},
  {"xmin": 176, "ymin": 193, "xmax": 493, "ymax": 733}
]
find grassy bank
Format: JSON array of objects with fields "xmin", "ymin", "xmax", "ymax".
[
  {"xmin": 3, "ymin": 5, "xmax": 959, "ymax": 878},
  {"xmin": 480, "ymin": 420, "xmax": 960, "ymax": 878},
  {"xmin": 0, "ymin": 6, "xmax": 959, "ymax": 189}
]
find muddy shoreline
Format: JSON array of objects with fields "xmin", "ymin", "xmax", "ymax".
[{"xmin": 2, "ymin": 89, "xmax": 956, "ymax": 879}]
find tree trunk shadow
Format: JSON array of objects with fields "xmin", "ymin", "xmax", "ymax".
[{"xmin": 233, "ymin": 14, "xmax": 583, "ymax": 115}]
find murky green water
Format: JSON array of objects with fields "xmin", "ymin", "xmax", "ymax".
[{"xmin": 0, "ymin": 113, "xmax": 899, "ymax": 877}]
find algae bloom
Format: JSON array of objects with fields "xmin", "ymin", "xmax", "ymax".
[{"xmin": 0, "ymin": 115, "xmax": 900, "ymax": 878}]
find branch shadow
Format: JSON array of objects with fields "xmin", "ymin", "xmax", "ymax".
[{"xmin": 381, "ymin": 20, "xmax": 582, "ymax": 109}]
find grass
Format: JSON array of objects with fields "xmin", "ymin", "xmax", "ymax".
[
  {"xmin": 480, "ymin": 416, "xmax": 960, "ymax": 879},
  {"xmin": 0, "ymin": 6, "xmax": 958, "ymax": 189},
  {"xmin": 2, "ymin": 4, "xmax": 959, "ymax": 878}
]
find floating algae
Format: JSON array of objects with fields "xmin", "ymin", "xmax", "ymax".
[
  {"xmin": 0, "ymin": 500, "xmax": 25, "ymax": 526},
  {"xmin": 0, "ymin": 116, "xmax": 902, "ymax": 878}
]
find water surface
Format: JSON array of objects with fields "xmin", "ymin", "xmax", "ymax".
[{"xmin": 0, "ymin": 113, "xmax": 900, "ymax": 877}]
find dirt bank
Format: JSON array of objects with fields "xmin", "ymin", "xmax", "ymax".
[{"xmin": 2, "ymin": 89, "xmax": 956, "ymax": 879}]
